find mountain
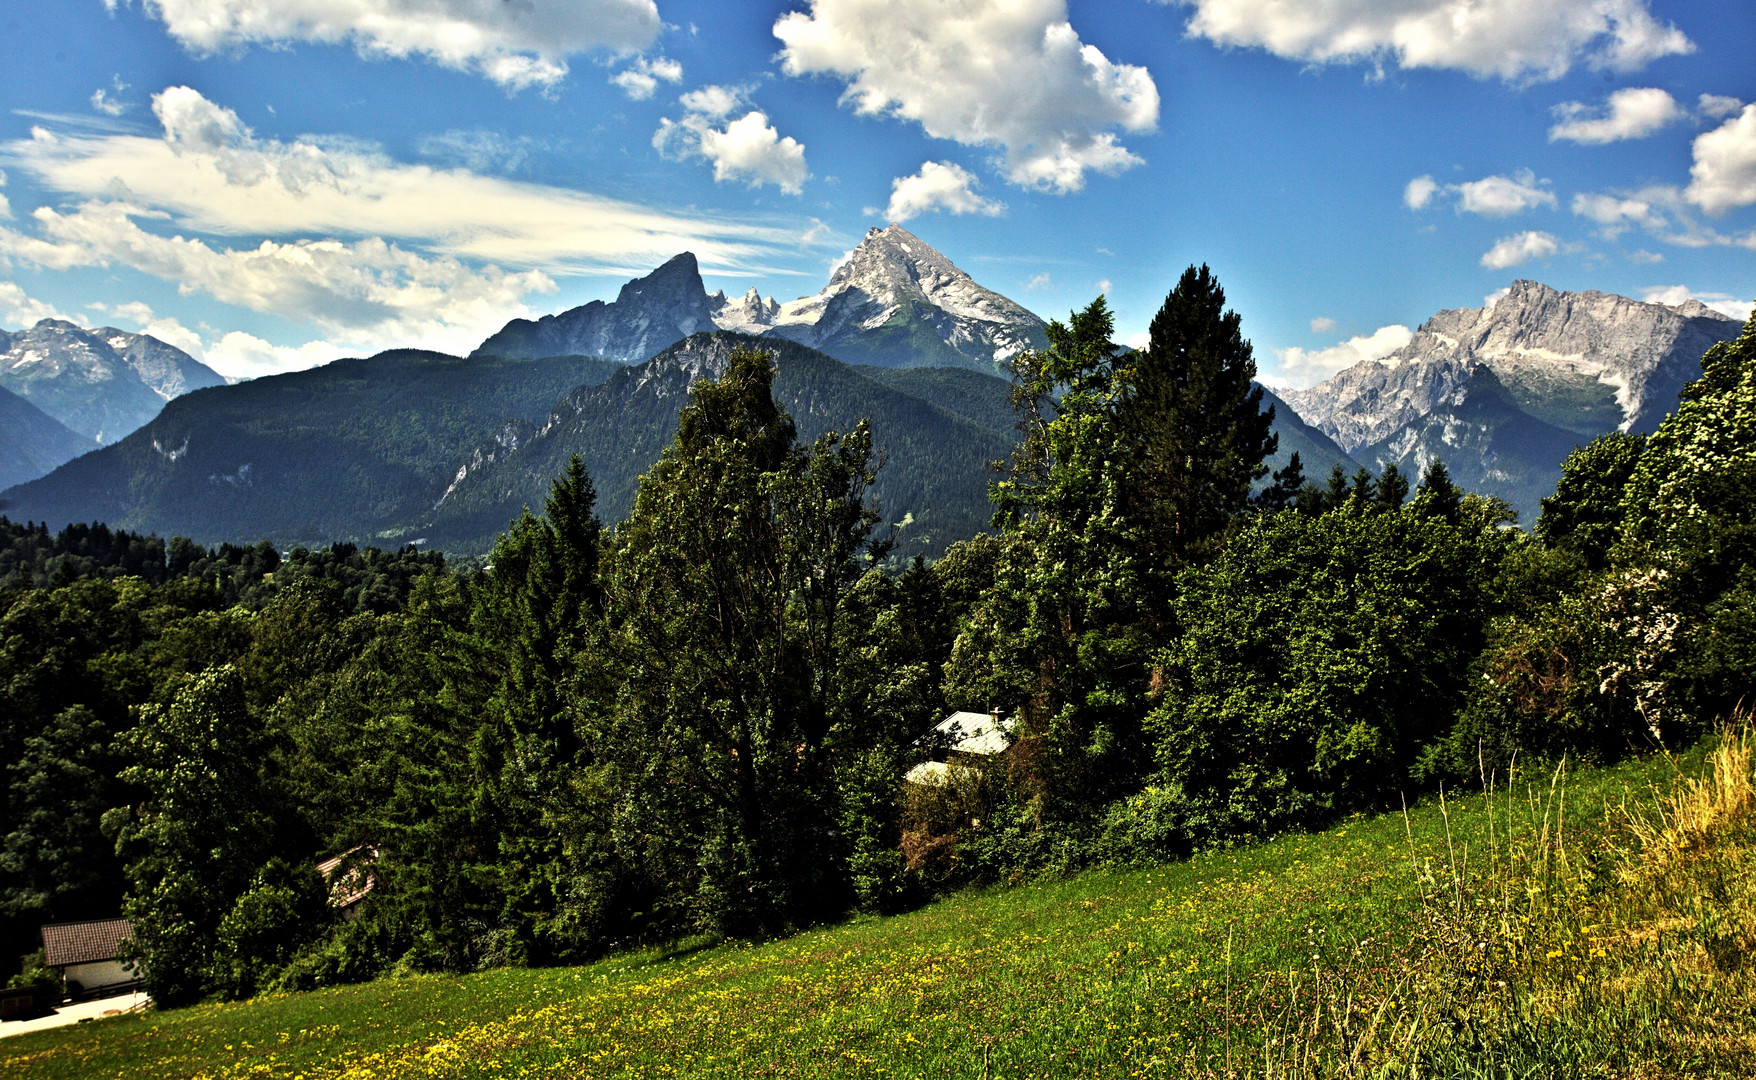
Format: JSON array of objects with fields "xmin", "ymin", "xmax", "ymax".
[
  {"xmin": 472, "ymin": 226, "xmax": 1049, "ymax": 375},
  {"xmin": 1280, "ymin": 282, "xmax": 1743, "ymax": 518},
  {"xmin": 0, "ymin": 320, "xmax": 226, "ymax": 444},
  {"xmin": 759, "ymin": 224, "xmax": 1050, "ymax": 373},
  {"xmin": 0, "ymin": 352, "xmax": 621, "ymax": 547},
  {"xmin": 1256, "ymin": 385, "xmax": 1359, "ymax": 484},
  {"xmin": 0, "ymin": 384, "xmax": 93, "ymax": 491},
  {"xmin": 472, "ymin": 253, "xmax": 721, "ymax": 363},
  {"xmin": 426, "ymin": 332, "xmax": 1017, "ymax": 557}
]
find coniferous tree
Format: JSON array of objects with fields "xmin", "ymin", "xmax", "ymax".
[
  {"xmin": 1377, "ymin": 462, "xmax": 1410, "ymax": 511},
  {"xmin": 1121, "ymin": 265, "xmax": 1277, "ymax": 568},
  {"xmin": 1412, "ymin": 459, "xmax": 1463, "ymax": 525},
  {"xmin": 1257, "ymin": 452, "xmax": 1305, "ymax": 512}
]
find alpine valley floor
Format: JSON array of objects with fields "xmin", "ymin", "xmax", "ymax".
[{"xmin": 4, "ymin": 733, "xmax": 1753, "ymax": 1080}]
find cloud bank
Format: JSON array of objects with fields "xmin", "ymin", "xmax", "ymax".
[{"xmin": 775, "ymin": 0, "xmax": 1158, "ymax": 193}]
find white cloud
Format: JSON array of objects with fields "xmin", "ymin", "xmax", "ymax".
[
  {"xmin": 1454, "ymin": 171, "xmax": 1556, "ymax": 217},
  {"xmin": 1484, "ymin": 287, "xmax": 1512, "ymax": 307},
  {"xmin": 1025, "ymin": 273, "xmax": 1051, "ymax": 291},
  {"xmin": 1404, "ymin": 175, "xmax": 1438, "ymax": 210},
  {"xmin": 1273, "ymin": 325, "xmax": 1414, "ymax": 388},
  {"xmin": 1572, "ymin": 191, "xmax": 1665, "ymax": 238},
  {"xmin": 129, "ymin": 0, "xmax": 661, "ymax": 91},
  {"xmin": 2, "ymin": 87, "xmax": 794, "ymax": 274},
  {"xmin": 1480, "ymin": 231, "xmax": 1561, "ymax": 269},
  {"xmin": 1685, "ymin": 105, "xmax": 1756, "ymax": 216},
  {"xmin": 1097, "ymin": 278, "xmax": 1113, "ymax": 295},
  {"xmin": 1123, "ymin": 329, "xmax": 1150, "ymax": 350},
  {"xmin": 774, "ymin": 0, "xmax": 1158, "ymax": 194},
  {"xmin": 1408, "ymin": 170, "xmax": 1556, "ymax": 217},
  {"xmin": 1699, "ymin": 94, "xmax": 1745, "ymax": 121},
  {"xmin": 1549, "ymin": 87, "xmax": 1682, "ymax": 144},
  {"xmin": 0, "ymin": 281, "xmax": 71, "ymax": 328},
  {"xmin": 1176, "ymin": 0, "xmax": 1692, "ymax": 83},
  {"xmin": 611, "ymin": 56, "xmax": 682, "ymax": 100},
  {"xmin": 0, "ymin": 200, "xmax": 559, "ymax": 358},
  {"xmin": 1572, "ymin": 184, "xmax": 1756, "ymax": 251},
  {"xmin": 90, "ymin": 90, "xmax": 129, "ymax": 117},
  {"xmin": 654, "ymin": 86, "xmax": 809, "ymax": 194},
  {"xmin": 1629, "ymin": 249, "xmax": 1664, "ymax": 264},
  {"xmin": 1640, "ymin": 285, "xmax": 1752, "ymax": 323},
  {"xmin": 205, "ymin": 331, "xmax": 348, "ymax": 379},
  {"xmin": 880, "ymin": 161, "xmax": 1004, "ymax": 222},
  {"xmin": 1309, "ymin": 316, "xmax": 1336, "ymax": 333}
]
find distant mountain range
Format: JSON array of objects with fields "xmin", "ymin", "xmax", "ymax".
[
  {"xmin": 0, "ymin": 385, "xmax": 92, "ymax": 492},
  {"xmin": 1282, "ymin": 281, "xmax": 1743, "ymax": 518},
  {"xmin": 1, "ymin": 320, "xmax": 225, "ymax": 444},
  {"xmin": 474, "ymin": 224, "xmax": 1049, "ymax": 375},
  {"xmin": 0, "ymin": 320, "xmax": 227, "ymax": 489},
  {"xmin": 1, "ymin": 228, "xmax": 1742, "ymax": 550}
]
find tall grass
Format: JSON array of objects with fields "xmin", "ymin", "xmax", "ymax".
[{"xmin": 1242, "ymin": 722, "xmax": 1756, "ymax": 1078}]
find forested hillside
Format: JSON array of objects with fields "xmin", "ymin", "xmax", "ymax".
[{"xmin": 1, "ymin": 269, "xmax": 1751, "ymax": 1025}]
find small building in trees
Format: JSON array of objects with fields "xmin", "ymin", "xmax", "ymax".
[
  {"xmin": 39, "ymin": 918, "xmax": 139, "ymax": 999},
  {"xmin": 904, "ymin": 710, "xmax": 1016, "ymax": 786},
  {"xmin": 316, "ymin": 846, "xmax": 379, "ymax": 920}
]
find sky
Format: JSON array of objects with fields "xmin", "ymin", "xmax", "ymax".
[{"xmin": 0, "ymin": 0, "xmax": 1751, "ymax": 387}]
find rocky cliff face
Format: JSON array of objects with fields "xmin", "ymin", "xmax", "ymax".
[
  {"xmin": 471, "ymin": 226, "xmax": 1049, "ymax": 373},
  {"xmin": 1284, "ymin": 281, "xmax": 1742, "ymax": 447},
  {"xmin": 762, "ymin": 224, "xmax": 1048, "ymax": 372},
  {"xmin": 0, "ymin": 320, "xmax": 225, "ymax": 444},
  {"xmin": 1279, "ymin": 281, "xmax": 1744, "ymax": 522},
  {"xmin": 471, "ymin": 253, "xmax": 722, "ymax": 363}
]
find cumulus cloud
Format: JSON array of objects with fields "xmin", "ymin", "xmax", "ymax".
[
  {"xmin": 611, "ymin": 56, "xmax": 682, "ymax": 100},
  {"xmin": 1273, "ymin": 325, "xmax": 1414, "ymax": 388},
  {"xmin": 654, "ymin": 86, "xmax": 809, "ymax": 194},
  {"xmin": 0, "ymin": 200, "xmax": 558, "ymax": 358},
  {"xmin": 1549, "ymin": 87, "xmax": 1682, "ymax": 144},
  {"xmin": 1407, "ymin": 170, "xmax": 1556, "ymax": 217},
  {"xmin": 1454, "ymin": 171, "xmax": 1557, "ymax": 216},
  {"xmin": 1685, "ymin": 105, "xmax": 1756, "ymax": 216},
  {"xmin": 1480, "ymin": 231, "xmax": 1561, "ymax": 269},
  {"xmin": 1309, "ymin": 316, "xmax": 1336, "ymax": 333},
  {"xmin": 1640, "ymin": 285, "xmax": 1752, "ymax": 323},
  {"xmin": 1572, "ymin": 191, "xmax": 1666, "ymax": 239},
  {"xmin": 878, "ymin": 161, "xmax": 1005, "ymax": 223},
  {"xmin": 1025, "ymin": 273, "xmax": 1051, "ymax": 291},
  {"xmin": 774, "ymin": 0, "xmax": 1158, "ymax": 193},
  {"xmin": 1175, "ymin": 0, "xmax": 1692, "ymax": 83},
  {"xmin": 0, "ymin": 281, "xmax": 71, "ymax": 328},
  {"xmin": 124, "ymin": 0, "xmax": 661, "ymax": 91},
  {"xmin": 1404, "ymin": 175, "xmax": 1438, "ymax": 210},
  {"xmin": 2, "ymin": 87, "xmax": 793, "ymax": 274}
]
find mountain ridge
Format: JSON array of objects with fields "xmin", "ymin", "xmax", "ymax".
[{"xmin": 0, "ymin": 320, "xmax": 226, "ymax": 444}]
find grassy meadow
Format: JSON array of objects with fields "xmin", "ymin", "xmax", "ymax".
[{"xmin": 5, "ymin": 733, "xmax": 1753, "ymax": 1080}]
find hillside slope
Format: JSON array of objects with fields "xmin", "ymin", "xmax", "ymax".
[
  {"xmin": 0, "ymin": 385, "xmax": 92, "ymax": 491},
  {"xmin": 429, "ymin": 333, "xmax": 1016, "ymax": 557},
  {"xmin": 0, "ymin": 352, "xmax": 620, "ymax": 546},
  {"xmin": 6, "ymin": 746, "xmax": 1742, "ymax": 1078},
  {"xmin": 1, "ymin": 320, "xmax": 225, "ymax": 444}
]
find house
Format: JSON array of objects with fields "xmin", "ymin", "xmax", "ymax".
[
  {"xmin": 39, "ymin": 919, "xmax": 139, "ymax": 1000},
  {"xmin": 316, "ymin": 846, "xmax": 379, "ymax": 920},
  {"xmin": 904, "ymin": 709, "xmax": 1016, "ymax": 786}
]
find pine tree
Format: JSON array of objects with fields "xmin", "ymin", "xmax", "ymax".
[
  {"xmin": 1412, "ymin": 459, "xmax": 1463, "ymax": 525},
  {"xmin": 1377, "ymin": 462, "xmax": 1410, "ymax": 511},
  {"xmin": 1120, "ymin": 265, "xmax": 1277, "ymax": 567},
  {"xmin": 1257, "ymin": 452, "xmax": 1305, "ymax": 512}
]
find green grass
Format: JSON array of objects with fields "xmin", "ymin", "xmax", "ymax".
[{"xmin": 5, "ymin": 743, "xmax": 1751, "ymax": 1079}]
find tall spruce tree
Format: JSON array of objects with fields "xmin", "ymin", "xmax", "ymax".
[{"xmin": 1121, "ymin": 264, "xmax": 1277, "ymax": 569}]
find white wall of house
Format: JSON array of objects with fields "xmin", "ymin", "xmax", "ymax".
[{"xmin": 62, "ymin": 959, "xmax": 136, "ymax": 993}]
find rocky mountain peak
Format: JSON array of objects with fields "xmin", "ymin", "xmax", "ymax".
[
  {"xmin": 472, "ymin": 254, "xmax": 717, "ymax": 363},
  {"xmin": 0, "ymin": 319, "xmax": 224, "ymax": 443}
]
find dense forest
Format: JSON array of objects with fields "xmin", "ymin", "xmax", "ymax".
[{"xmin": 4, "ymin": 267, "xmax": 1752, "ymax": 1008}]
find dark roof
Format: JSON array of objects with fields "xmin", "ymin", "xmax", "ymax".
[{"xmin": 40, "ymin": 919, "xmax": 132, "ymax": 966}]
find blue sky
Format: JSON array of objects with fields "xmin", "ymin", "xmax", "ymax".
[{"xmin": 0, "ymin": 0, "xmax": 1751, "ymax": 385}]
